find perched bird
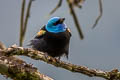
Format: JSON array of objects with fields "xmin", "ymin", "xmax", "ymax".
[{"xmin": 29, "ymin": 17, "xmax": 71, "ymax": 59}]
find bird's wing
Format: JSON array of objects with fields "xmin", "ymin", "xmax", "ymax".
[
  {"xmin": 28, "ymin": 25, "xmax": 46, "ymax": 46},
  {"xmin": 35, "ymin": 25, "xmax": 46, "ymax": 38}
]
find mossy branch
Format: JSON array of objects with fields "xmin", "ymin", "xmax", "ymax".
[
  {"xmin": 0, "ymin": 46, "xmax": 53, "ymax": 80},
  {"xmin": 1, "ymin": 45, "xmax": 120, "ymax": 80}
]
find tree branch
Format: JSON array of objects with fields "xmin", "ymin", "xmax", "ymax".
[
  {"xmin": 0, "ymin": 47, "xmax": 53, "ymax": 80},
  {"xmin": 2, "ymin": 45, "xmax": 120, "ymax": 80}
]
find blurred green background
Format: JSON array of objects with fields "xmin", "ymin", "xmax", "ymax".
[{"xmin": 0, "ymin": 0, "xmax": 120, "ymax": 80}]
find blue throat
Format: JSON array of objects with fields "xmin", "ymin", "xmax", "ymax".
[{"xmin": 45, "ymin": 17, "xmax": 67, "ymax": 33}]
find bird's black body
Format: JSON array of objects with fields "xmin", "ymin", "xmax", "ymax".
[{"xmin": 29, "ymin": 17, "xmax": 71, "ymax": 59}]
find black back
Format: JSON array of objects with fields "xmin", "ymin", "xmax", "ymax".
[{"xmin": 30, "ymin": 26, "xmax": 71, "ymax": 58}]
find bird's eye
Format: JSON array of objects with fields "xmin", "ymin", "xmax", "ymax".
[
  {"xmin": 53, "ymin": 18, "xmax": 65, "ymax": 26},
  {"xmin": 53, "ymin": 20, "xmax": 60, "ymax": 26}
]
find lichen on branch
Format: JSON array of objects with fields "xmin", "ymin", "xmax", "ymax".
[
  {"xmin": 0, "ymin": 45, "xmax": 53, "ymax": 80},
  {"xmin": 1, "ymin": 45, "xmax": 120, "ymax": 80}
]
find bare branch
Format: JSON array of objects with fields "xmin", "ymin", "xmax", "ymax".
[
  {"xmin": 72, "ymin": 0, "xmax": 85, "ymax": 8},
  {"xmin": 3, "ymin": 45, "xmax": 120, "ymax": 80},
  {"xmin": 49, "ymin": 0, "xmax": 63, "ymax": 15},
  {"xmin": 19, "ymin": 0, "xmax": 34, "ymax": 47},
  {"xmin": 92, "ymin": 0, "xmax": 103, "ymax": 29},
  {"xmin": 23, "ymin": 0, "xmax": 34, "ymax": 38},
  {"xmin": 19, "ymin": 0, "xmax": 26, "ymax": 46},
  {"xmin": 67, "ymin": 0, "xmax": 84, "ymax": 39}
]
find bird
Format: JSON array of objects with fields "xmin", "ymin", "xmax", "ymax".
[{"xmin": 29, "ymin": 17, "xmax": 71, "ymax": 59}]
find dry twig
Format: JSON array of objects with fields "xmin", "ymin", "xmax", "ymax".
[
  {"xmin": 92, "ymin": 0, "xmax": 103, "ymax": 29},
  {"xmin": 50, "ymin": 0, "xmax": 63, "ymax": 15},
  {"xmin": 19, "ymin": 0, "xmax": 26, "ymax": 46},
  {"xmin": 19, "ymin": 0, "xmax": 34, "ymax": 46}
]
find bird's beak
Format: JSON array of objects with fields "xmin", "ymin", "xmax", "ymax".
[{"xmin": 59, "ymin": 18, "xmax": 65, "ymax": 23}]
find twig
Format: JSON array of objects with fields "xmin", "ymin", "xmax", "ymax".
[
  {"xmin": 19, "ymin": 0, "xmax": 34, "ymax": 46},
  {"xmin": 72, "ymin": 0, "xmax": 85, "ymax": 8},
  {"xmin": 49, "ymin": 0, "xmax": 63, "ymax": 15},
  {"xmin": 0, "ymin": 50, "xmax": 53, "ymax": 80},
  {"xmin": 3, "ymin": 45, "xmax": 120, "ymax": 80},
  {"xmin": 23, "ymin": 0, "xmax": 34, "ymax": 39},
  {"xmin": 67, "ymin": 0, "xmax": 84, "ymax": 39},
  {"xmin": 92, "ymin": 0, "xmax": 103, "ymax": 29},
  {"xmin": 19, "ymin": 0, "xmax": 26, "ymax": 46}
]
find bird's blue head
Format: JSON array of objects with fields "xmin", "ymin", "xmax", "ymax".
[{"xmin": 46, "ymin": 17, "xmax": 67, "ymax": 33}]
